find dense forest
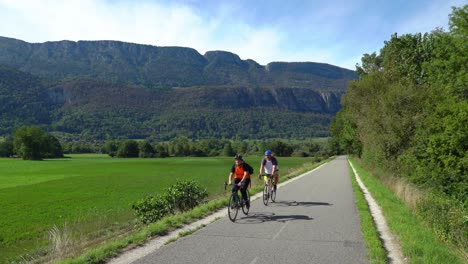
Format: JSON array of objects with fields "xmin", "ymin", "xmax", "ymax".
[
  {"xmin": 329, "ymin": 5, "xmax": 467, "ymax": 249},
  {"xmin": 0, "ymin": 37, "xmax": 357, "ymax": 140}
]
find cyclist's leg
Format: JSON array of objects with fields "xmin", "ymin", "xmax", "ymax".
[
  {"xmin": 232, "ymin": 178, "xmax": 241, "ymax": 194},
  {"xmin": 239, "ymin": 179, "xmax": 249, "ymax": 199},
  {"xmin": 273, "ymin": 172, "xmax": 279, "ymax": 190},
  {"xmin": 240, "ymin": 179, "xmax": 250, "ymax": 207},
  {"xmin": 264, "ymin": 174, "xmax": 271, "ymax": 185}
]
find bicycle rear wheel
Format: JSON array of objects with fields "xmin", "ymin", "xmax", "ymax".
[
  {"xmin": 242, "ymin": 190, "xmax": 250, "ymax": 215},
  {"xmin": 262, "ymin": 185, "xmax": 269, "ymax": 206},
  {"xmin": 228, "ymin": 193, "xmax": 239, "ymax": 222},
  {"xmin": 270, "ymin": 186, "xmax": 276, "ymax": 202}
]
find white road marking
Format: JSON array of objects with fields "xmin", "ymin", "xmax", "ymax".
[
  {"xmin": 249, "ymin": 257, "xmax": 258, "ymax": 264},
  {"xmin": 272, "ymin": 221, "xmax": 289, "ymax": 240}
]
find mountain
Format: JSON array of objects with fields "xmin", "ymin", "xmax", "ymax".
[
  {"xmin": 0, "ymin": 36, "xmax": 357, "ymax": 140},
  {"xmin": 0, "ymin": 36, "xmax": 356, "ymax": 90}
]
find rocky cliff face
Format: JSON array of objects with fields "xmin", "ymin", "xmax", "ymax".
[
  {"xmin": 0, "ymin": 36, "xmax": 357, "ymax": 90},
  {"xmin": 0, "ymin": 36, "xmax": 355, "ymax": 139}
]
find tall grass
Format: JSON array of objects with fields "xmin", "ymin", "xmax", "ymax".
[
  {"xmin": 48, "ymin": 224, "xmax": 76, "ymax": 261},
  {"xmin": 349, "ymin": 157, "xmax": 466, "ymax": 263},
  {"xmin": 358, "ymin": 161, "xmax": 467, "ymax": 258}
]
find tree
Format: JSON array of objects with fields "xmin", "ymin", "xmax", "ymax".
[
  {"xmin": 355, "ymin": 52, "xmax": 382, "ymax": 77},
  {"xmin": 139, "ymin": 140, "xmax": 155, "ymax": 158},
  {"xmin": 103, "ymin": 140, "xmax": 119, "ymax": 157},
  {"xmin": 14, "ymin": 126, "xmax": 46, "ymax": 160},
  {"xmin": 268, "ymin": 140, "xmax": 294, "ymax": 157},
  {"xmin": 116, "ymin": 140, "xmax": 139, "ymax": 158},
  {"xmin": 330, "ymin": 5, "xmax": 467, "ymax": 201},
  {"xmin": 13, "ymin": 126, "xmax": 63, "ymax": 160},
  {"xmin": 155, "ymin": 143, "xmax": 169, "ymax": 158},
  {"xmin": 449, "ymin": 5, "xmax": 468, "ymax": 37},
  {"xmin": 222, "ymin": 142, "xmax": 235, "ymax": 157},
  {"xmin": 0, "ymin": 135, "xmax": 14, "ymax": 157},
  {"xmin": 43, "ymin": 134, "xmax": 64, "ymax": 158}
]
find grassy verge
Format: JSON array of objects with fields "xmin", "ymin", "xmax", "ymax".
[
  {"xmin": 348, "ymin": 157, "xmax": 465, "ymax": 264},
  {"xmin": 57, "ymin": 157, "xmax": 333, "ymax": 264},
  {"xmin": 347, "ymin": 161, "xmax": 387, "ymax": 263}
]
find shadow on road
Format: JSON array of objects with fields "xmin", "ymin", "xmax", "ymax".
[
  {"xmin": 269, "ymin": 200, "xmax": 333, "ymax": 207},
  {"xmin": 234, "ymin": 212, "xmax": 313, "ymax": 224}
]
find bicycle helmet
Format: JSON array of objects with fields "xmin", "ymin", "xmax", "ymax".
[
  {"xmin": 264, "ymin": 150, "xmax": 272, "ymax": 156},
  {"xmin": 234, "ymin": 154, "xmax": 243, "ymax": 161}
]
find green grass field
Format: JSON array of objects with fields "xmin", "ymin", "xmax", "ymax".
[{"xmin": 0, "ymin": 154, "xmax": 314, "ymax": 262}]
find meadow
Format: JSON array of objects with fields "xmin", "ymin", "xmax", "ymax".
[{"xmin": 0, "ymin": 154, "xmax": 315, "ymax": 262}]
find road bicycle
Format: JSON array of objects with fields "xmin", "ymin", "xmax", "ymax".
[
  {"xmin": 260, "ymin": 173, "xmax": 277, "ymax": 205},
  {"xmin": 224, "ymin": 182, "xmax": 250, "ymax": 222}
]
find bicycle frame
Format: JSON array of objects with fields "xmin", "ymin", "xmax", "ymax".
[
  {"xmin": 261, "ymin": 174, "xmax": 276, "ymax": 205},
  {"xmin": 225, "ymin": 182, "xmax": 250, "ymax": 222}
]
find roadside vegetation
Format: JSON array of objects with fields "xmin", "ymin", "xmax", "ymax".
[
  {"xmin": 349, "ymin": 158, "xmax": 465, "ymax": 263},
  {"xmin": 347, "ymin": 162, "xmax": 387, "ymax": 264},
  {"xmin": 330, "ymin": 5, "xmax": 467, "ymax": 261}
]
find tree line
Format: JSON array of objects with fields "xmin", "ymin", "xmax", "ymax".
[
  {"xmin": 329, "ymin": 5, "xmax": 467, "ymax": 249},
  {"xmin": 0, "ymin": 126, "xmax": 331, "ymax": 159},
  {"xmin": 330, "ymin": 5, "xmax": 466, "ymax": 202},
  {"xmin": 0, "ymin": 126, "xmax": 63, "ymax": 160},
  {"xmin": 102, "ymin": 136, "xmax": 328, "ymax": 158}
]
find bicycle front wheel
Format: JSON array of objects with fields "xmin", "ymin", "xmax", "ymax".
[
  {"xmin": 228, "ymin": 193, "xmax": 239, "ymax": 222},
  {"xmin": 262, "ymin": 185, "xmax": 269, "ymax": 206},
  {"xmin": 270, "ymin": 186, "xmax": 276, "ymax": 202}
]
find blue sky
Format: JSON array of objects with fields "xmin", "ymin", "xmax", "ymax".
[{"xmin": 0, "ymin": 0, "xmax": 465, "ymax": 70}]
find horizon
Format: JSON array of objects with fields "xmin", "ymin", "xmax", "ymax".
[{"xmin": 0, "ymin": 0, "xmax": 465, "ymax": 70}]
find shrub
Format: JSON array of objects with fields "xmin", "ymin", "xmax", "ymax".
[
  {"xmin": 417, "ymin": 192, "xmax": 467, "ymax": 249},
  {"xmin": 132, "ymin": 180, "xmax": 208, "ymax": 224},
  {"xmin": 166, "ymin": 180, "xmax": 208, "ymax": 213},
  {"xmin": 132, "ymin": 194, "xmax": 171, "ymax": 224}
]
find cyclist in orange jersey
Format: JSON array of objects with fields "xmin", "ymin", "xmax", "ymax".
[{"xmin": 228, "ymin": 154, "xmax": 253, "ymax": 209}]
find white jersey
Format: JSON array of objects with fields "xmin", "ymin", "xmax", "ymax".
[{"xmin": 262, "ymin": 157, "xmax": 278, "ymax": 174}]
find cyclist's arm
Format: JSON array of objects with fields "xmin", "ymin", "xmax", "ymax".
[
  {"xmin": 228, "ymin": 165, "xmax": 235, "ymax": 185},
  {"xmin": 271, "ymin": 157, "xmax": 278, "ymax": 175},
  {"xmin": 259, "ymin": 159, "xmax": 266, "ymax": 176},
  {"xmin": 259, "ymin": 164, "xmax": 264, "ymax": 176},
  {"xmin": 240, "ymin": 171, "xmax": 248, "ymax": 184},
  {"xmin": 229, "ymin": 172, "xmax": 236, "ymax": 185}
]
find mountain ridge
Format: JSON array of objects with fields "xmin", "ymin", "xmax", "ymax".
[
  {"xmin": 0, "ymin": 36, "xmax": 356, "ymax": 90},
  {"xmin": 0, "ymin": 36, "xmax": 357, "ymax": 140}
]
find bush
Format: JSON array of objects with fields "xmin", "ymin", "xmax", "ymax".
[
  {"xmin": 166, "ymin": 180, "xmax": 208, "ymax": 213},
  {"xmin": 132, "ymin": 180, "xmax": 208, "ymax": 224},
  {"xmin": 417, "ymin": 192, "xmax": 468, "ymax": 249},
  {"xmin": 132, "ymin": 194, "xmax": 172, "ymax": 224}
]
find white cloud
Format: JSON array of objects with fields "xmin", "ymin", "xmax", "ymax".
[
  {"xmin": 1, "ymin": 0, "xmax": 462, "ymax": 70},
  {"xmin": 0, "ymin": 0, "xmax": 288, "ymax": 64}
]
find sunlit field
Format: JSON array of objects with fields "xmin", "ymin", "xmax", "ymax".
[{"xmin": 0, "ymin": 154, "xmax": 315, "ymax": 262}]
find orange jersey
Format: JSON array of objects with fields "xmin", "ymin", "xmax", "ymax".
[{"xmin": 231, "ymin": 163, "xmax": 253, "ymax": 179}]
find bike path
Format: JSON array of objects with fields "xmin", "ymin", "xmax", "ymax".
[{"xmin": 133, "ymin": 156, "xmax": 368, "ymax": 264}]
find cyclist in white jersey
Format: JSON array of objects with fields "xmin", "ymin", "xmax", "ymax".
[{"xmin": 258, "ymin": 150, "xmax": 279, "ymax": 191}]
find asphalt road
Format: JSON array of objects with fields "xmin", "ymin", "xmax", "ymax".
[{"xmin": 134, "ymin": 156, "xmax": 368, "ymax": 264}]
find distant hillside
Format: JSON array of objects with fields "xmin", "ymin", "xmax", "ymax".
[
  {"xmin": 0, "ymin": 65, "xmax": 52, "ymax": 133},
  {"xmin": 46, "ymin": 79, "xmax": 341, "ymax": 139},
  {"xmin": 0, "ymin": 36, "xmax": 356, "ymax": 90},
  {"xmin": 0, "ymin": 36, "xmax": 358, "ymax": 140}
]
